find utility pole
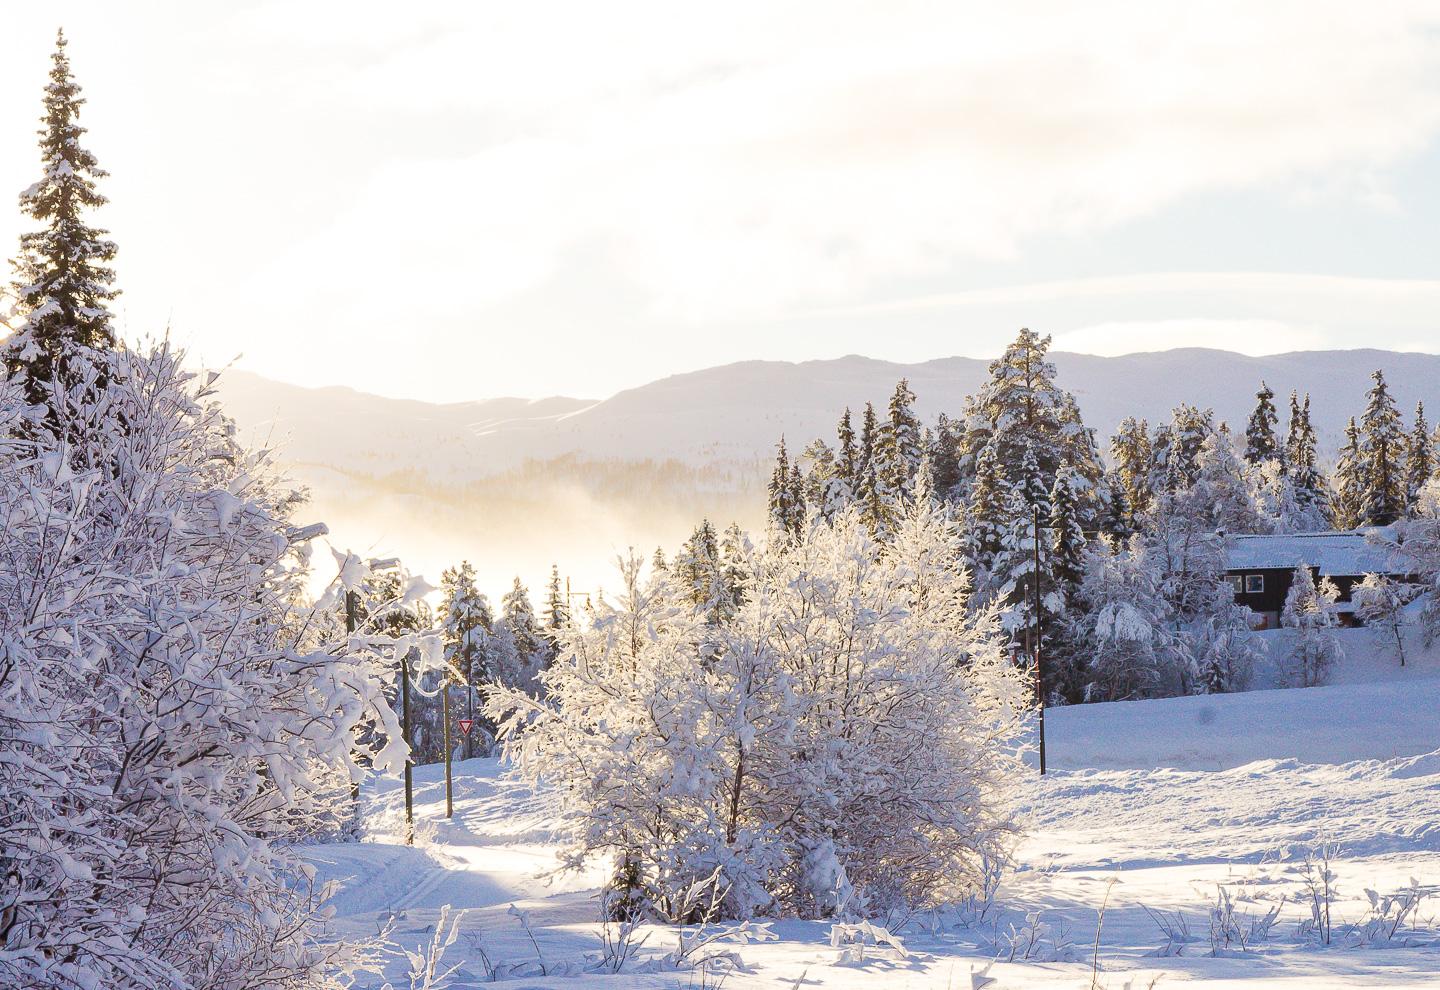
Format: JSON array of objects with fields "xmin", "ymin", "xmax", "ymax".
[{"xmin": 1033, "ymin": 503, "xmax": 1047, "ymax": 776}]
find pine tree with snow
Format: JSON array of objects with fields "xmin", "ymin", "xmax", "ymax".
[
  {"xmin": 439, "ymin": 561, "xmax": 489, "ymax": 691},
  {"xmin": 545, "ymin": 563, "xmax": 570, "ymax": 634},
  {"xmin": 1243, "ymin": 381, "xmax": 1280, "ymax": 465},
  {"xmin": 1015, "ymin": 441, "xmax": 1051, "ymax": 521},
  {"xmin": 1192, "ymin": 431, "xmax": 1265, "ymax": 534},
  {"xmin": 1110, "ymin": 416, "xmax": 1154, "ymax": 520},
  {"xmin": 835, "ymin": 407, "xmax": 858, "ymax": 493},
  {"xmin": 1101, "ymin": 470, "xmax": 1137, "ymax": 541},
  {"xmin": 1358, "ymin": 370, "xmax": 1407, "ymax": 526},
  {"xmin": 1330, "ymin": 418, "xmax": 1365, "ymax": 529},
  {"xmin": 1075, "ymin": 537, "xmax": 1183, "ymax": 700},
  {"xmin": 928, "ymin": 411, "xmax": 963, "ymax": 500},
  {"xmin": 1284, "ymin": 393, "xmax": 1330, "ymax": 529},
  {"xmin": 501, "ymin": 576, "xmax": 548, "ymax": 679},
  {"xmin": 966, "ymin": 437, "xmax": 1011, "ymax": 581},
  {"xmin": 1404, "ymin": 401, "xmax": 1433, "ymax": 517},
  {"xmin": 767, "ymin": 437, "xmax": 805, "ymax": 538},
  {"xmin": 674, "ymin": 518, "xmax": 742, "ymax": 624},
  {"xmin": 876, "ymin": 377, "xmax": 922, "ymax": 502},
  {"xmin": 5, "ymin": 31, "xmax": 120, "ymax": 416},
  {"xmin": 958, "ymin": 329, "xmax": 1105, "ymax": 524},
  {"xmin": 1049, "ymin": 466, "xmax": 1088, "ymax": 603},
  {"xmin": 1280, "ymin": 564, "xmax": 1342, "ymax": 687},
  {"xmin": 1151, "ymin": 404, "xmax": 1216, "ymax": 494}
]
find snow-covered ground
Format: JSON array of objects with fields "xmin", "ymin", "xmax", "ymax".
[{"xmin": 309, "ymin": 643, "xmax": 1440, "ymax": 989}]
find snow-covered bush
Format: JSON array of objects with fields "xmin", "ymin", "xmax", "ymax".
[
  {"xmin": 1351, "ymin": 572, "xmax": 1416, "ymax": 666},
  {"xmin": 490, "ymin": 499, "xmax": 1030, "ymax": 921},
  {"xmin": 1280, "ymin": 565, "xmax": 1342, "ymax": 687},
  {"xmin": 0, "ymin": 347, "xmax": 405, "ymax": 990}
]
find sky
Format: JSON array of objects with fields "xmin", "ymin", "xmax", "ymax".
[{"xmin": 2, "ymin": 1, "xmax": 1440, "ymax": 402}]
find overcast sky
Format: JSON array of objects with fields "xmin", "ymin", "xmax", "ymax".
[{"xmin": 3, "ymin": 1, "xmax": 1440, "ymax": 402}]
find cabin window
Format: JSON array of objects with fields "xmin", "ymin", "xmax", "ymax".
[
  {"xmin": 1245, "ymin": 574, "xmax": 1265, "ymax": 594},
  {"xmin": 1226, "ymin": 575, "xmax": 1243, "ymax": 596}
]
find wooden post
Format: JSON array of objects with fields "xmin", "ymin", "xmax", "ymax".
[
  {"xmin": 401, "ymin": 647, "xmax": 414, "ymax": 845},
  {"xmin": 442, "ymin": 670, "xmax": 453, "ymax": 819},
  {"xmin": 345, "ymin": 590, "xmax": 361, "ymax": 810},
  {"xmin": 1034, "ymin": 503, "xmax": 1047, "ymax": 776}
]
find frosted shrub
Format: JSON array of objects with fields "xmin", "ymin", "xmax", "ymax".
[
  {"xmin": 1280, "ymin": 565, "xmax": 1342, "ymax": 687},
  {"xmin": 490, "ymin": 500, "xmax": 1030, "ymax": 921},
  {"xmin": 0, "ymin": 349, "xmax": 406, "ymax": 990}
]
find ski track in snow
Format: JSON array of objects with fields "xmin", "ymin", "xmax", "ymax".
[{"xmin": 308, "ymin": 669, "xmax": 1440, "ymax": 989}]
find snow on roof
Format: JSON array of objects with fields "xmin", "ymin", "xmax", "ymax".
[{"xmin": 1225, "ymin": 528, "xmax": 1405, "ymax": 576}]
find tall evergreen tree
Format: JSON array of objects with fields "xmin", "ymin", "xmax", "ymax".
[
  {"xmin": 544, "ymin": 563, "xmax": 570, "ymax": 633},
  {"xmin": 1048, "ymin": 465, "xmax": 1089, "ymax": 606},
  {"xmin": 928, "ymin": 411, "xmax": 963, "ymax": 500},
  {"xmin": 1243, "ymin": 381, "xmax": 1280, "ymax": 465},
  {"xmin": 1110, "ymin": 417, "xmax": 1153, "ymax": 520},
  {"xmin": 1358, "ymin": 370, "xmax": 1406, "ymax": 526},
  {"xmin": 1331, "ymin": 417, "xmax": 1365, "ymax": 530},
  {"xmin": 834, "ymin": 407, "xmax": 857, "ymax": 493},
  {"xmin": 767, "ymin": 437, "xmax": 802, "ymax": 538},
  {"xmin": 967, "ymin": 438, "xmax": 1011, "ymax": 580},
  {"xmin": 1404, "ymin": 401, "xmax": 1433, "ymax": 516},
  {"xmin": 6, "ymin": 30, "xmax": 120, "ymax": 409},
  {"xmin": 877, "ymin": 378, "xmax": 922, "ymax": 502},
  {"xmin": 855, "ymin": 402, "xmax": 879, "ymax": 510},
  {"xmin": 501, "ymin": 577, "xmax": 546, "ymax": 673},
  {"xmin": 958, "ymin": 329, "xmax": 1105, "ymax": 522}
]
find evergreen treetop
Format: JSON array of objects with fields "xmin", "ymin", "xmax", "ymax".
[{"xmin": 7, "ymin": 30, "xmax": 120, "ymax": 401}]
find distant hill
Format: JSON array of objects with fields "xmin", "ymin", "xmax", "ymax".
[
  {"xmin": 218, "ymin": 348, "xmax": 1440, "ymax": 475},
  {"xmin": 211, "ymin": 348, "xmax": 1440, "ymax": 598}
]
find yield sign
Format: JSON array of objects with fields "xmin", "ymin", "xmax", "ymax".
[{"xmin": 458, "ymin": 718, "xmax": 474, "ymax": 735}]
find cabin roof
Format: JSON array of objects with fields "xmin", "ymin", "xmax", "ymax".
[{"xmin": 1225, "ymin": 528, "xmax": 1404, "ymax": 576}]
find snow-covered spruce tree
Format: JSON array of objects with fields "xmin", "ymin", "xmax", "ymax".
[
  {"xmin": 1287, "ymin": 394, "xmax": 1330, "ymax": 528},
  {"xmin": 1244, "ymin": 381, "xmax": 1280, "ymax": 466},
  {"xmin": 545, "ymin": 563, "xmax": 570, "ymax": 635},
  {"xmin": 1404, "ymin": 402, "xmax": 1433, "ymax": 517},
  {"xmin": 800, "ymin": 437, "xmax": 837, "ymax": 514},
  {"xmin": 1192, "ymin": 432, "xmax": 1266, "ymax": 535},
  {"xmin": 439, "ymin": 561, "xmax": 491, "ymax": 753},
  {"xmin": 1075, "ymin": 537, "xmax": 1183, "ymax": 701},
  {"xmin": 1110, "ymin": 416, "xmax": 1154, "ymax": 520},
  {"xmin": 834, "ymin": 407, "xmax": 858, "ymax": 496},
  {"xmin": 1150, "ymin": 404, "xmax": 1216, "ymax": 494},
  {"xmin": 767, "ymin": 437, "xmax": 806, "ymax": 540},
  {"xmin": 490, "ymin": 502, "xmax": 1029, "ymax": 921},
  {"xmin": 966, "ymin": 436, "xmax": 1012, "ymax": 587},
  {"xmin": 874, "ymin": 378, "xmax": 921, "ymax": 504},
  {"xmin": 1280, "ymin": 565, "xmax": 1342, "ymax": 687},
  {"xmin": 5, "ymin": 31, "xmax": 119, "ymax": 420},
  {"xmin": 1045, "ymin": 465, "xmax": 1090, "ymax": 699},
  {"xmin": 500, "ymin": 577, "xmax": 548, "ymax": 688},
  {"xmin": 928, "ymin": 411, "xmax": 963, "ymax": 501},
  {"xmin": 958, "ymin": 328, "xmax": 1104, "ymax": 524},
  {"xmin": 673, "ymin": 518, "xmax": 744, "ymax": 625},
  {"xmin": 1331, "ymin": 417, "xmax": 1365, "ymax": 530},
  {"xmin": 1359, "ymin": 370, "xmax": 1407, "ymax": 526},
  {"xmin": 0, "ymin": 347, "xmax": 407, "ymax": 990}
]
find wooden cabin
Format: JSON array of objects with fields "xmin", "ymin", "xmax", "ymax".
[{"xmin": 1224, "ymin": 529, "xmax": 1407, "ymax": 629}]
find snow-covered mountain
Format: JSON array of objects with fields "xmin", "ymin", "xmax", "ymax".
[
  {"xmin": 212, "ymin": 348, "xmax": 1440, "ymax": 597},
  {"xmin": 218, "ymin": 348, "xmax": 1440, "ymax": 477}
]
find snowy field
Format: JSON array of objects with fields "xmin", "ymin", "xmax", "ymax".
[{"xmin": 309, "ymin": 643, "xmax": 1440, "ymax": 989}]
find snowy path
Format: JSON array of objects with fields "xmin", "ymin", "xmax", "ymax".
[{"xmin": 309, "ymin": 674, "xmax": 1440, "ymax": 988}]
